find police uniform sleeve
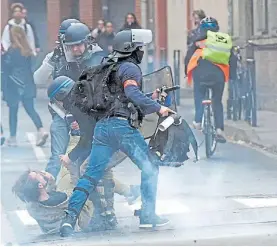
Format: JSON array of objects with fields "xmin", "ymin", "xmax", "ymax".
[
  {"xmin": 34, "ymin": 52, "xmax": 54, "ymax": 85},
  {"xmin": 119, "ymin": 62, "xmax": 161, "ymax": 115},
  {"xmin": 68, "ymin": 109, "xmax": 96, "ymax": 162}
]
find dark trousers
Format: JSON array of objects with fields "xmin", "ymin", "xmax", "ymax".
[
  {"xmin": 9, "ymin": 98, "xmax": 43, "ymax": 137},
  {"xmin": 193, "ymin": 79, "xmax": 225, "ymax": 130}
]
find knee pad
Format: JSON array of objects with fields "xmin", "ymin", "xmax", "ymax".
[{"xmin": 73, "ymin": 174, "xmax": 97, "ymax": 198}]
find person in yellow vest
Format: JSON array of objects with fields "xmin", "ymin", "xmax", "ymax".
[{"xmin": 185, "ymin": 16, "xmax": 237, "ymax": 143}]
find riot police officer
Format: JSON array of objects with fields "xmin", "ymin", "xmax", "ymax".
[
  {"xmin": 60, "ymin": 29, "xmax": 174, "ymax": 237},
  {"xmin": 47, "ymin": 76, "xmax": 141, "ymax": 231},
  {"xmin": 34, "ymin": 18, "xmax": 80, "ymax": 85},
  {"xmin": 35, "ymin": 21, "xmax": 105, "ymax": 179},
  {"xmin": 36, "ymin": 19, "xmax": 81, "ymax": 179}
]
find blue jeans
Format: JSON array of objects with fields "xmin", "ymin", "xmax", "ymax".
[
  {"xmin": 67, "ymin": 117, "xmax": 159, "ymax": 218},
  {"xmin": 45, "ymin": 114, "xmax": 70, "ymax": 179}
]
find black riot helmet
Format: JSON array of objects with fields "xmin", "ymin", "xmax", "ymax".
[
  {"xmin": 63, "ymin": 23, "xmax": 91, "ymax": 45},
  {"xmin": 59, "ymin": 19, "xmax": 80, "ymax": 35},
  {"xmin": 47, "ymin": 76, "xmax": 75, "ymax": 101},
  {"xmin": 111, "ymin": 29, "xmax": 152, "ymax": 63}
]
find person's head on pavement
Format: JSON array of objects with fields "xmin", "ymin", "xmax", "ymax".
[
  {"xmin": 10, "ymin": 26, "xmax": 33, "ymax": 56},
  {"xmin": 12, "ymin": 170, "xmax": 56, "ymax": 203},
  {"xmin": 192, "ymin": 9, "xmax": 206, "ymax": 27},
  {"xmin": 10, "ymin": 3, "xmax": 24, "ymax": 24}
]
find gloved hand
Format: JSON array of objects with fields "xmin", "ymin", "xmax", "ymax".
[{"xmin": 50, "ymin": 45, "xmax": 63, "ymax": 63}]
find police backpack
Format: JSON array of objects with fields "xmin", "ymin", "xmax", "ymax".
[
  {"xmin": 148, "ymin": 115, "xmax": 198, "ymax": 167},
  {"xmin": 71, "ymin": 62, "xmax": 118, "ymax": 116}
]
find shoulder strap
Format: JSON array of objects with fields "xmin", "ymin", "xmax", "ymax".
[{"xmin": 8, "ymin": 23, "xmax": 28, "ymax": 33}]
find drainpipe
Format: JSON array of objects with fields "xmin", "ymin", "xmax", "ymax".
[{"xmin": 101, "ymin": 0, "xmax": 109, "ymax": 20}]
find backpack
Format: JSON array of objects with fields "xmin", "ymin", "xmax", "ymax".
[
  {"xmin": 71, "ymin": 62, "xmax": 118, "ymax": 116},
  {"xmin": 148, "ymin": 116, "xmax": 198, "ymax": 167},
  {"xmin": 202, "ymin": 30, "xmax": 232, "ymax": 65}
]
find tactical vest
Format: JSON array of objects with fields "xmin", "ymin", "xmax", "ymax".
[
  {"xmin": 110, "ymin": 62, "xmax": 143, "ymax": 118},
  {"xmin": 52, "ymin": 56, "xmax": 81, "ymax": 81},
  {"xmin": 52, "ymin": 50, "xmax": 104, "ymax": 81}
]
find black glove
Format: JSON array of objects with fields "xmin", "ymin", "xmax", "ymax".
[{"xmin": 50, "ymin": 45, "xmax": 64, "ymax": 63}]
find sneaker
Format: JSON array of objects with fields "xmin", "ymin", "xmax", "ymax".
[
  {"xmin": 7, "ymin": 137, "xmax": 17, "ymax": 147},
  {"xmin": 139, "ymin": 214, "xmax": 169, "ymax": 228},
  {"xmin": 36, "ymin": 132, "xmax": 49, "ymax": 147},
  {"xmin": 127, "ymin": 185, "xmax": 141, "ymax": 205},
  {"xmin": 216, "ymin": 129, "xmax": 227, "ymax": 143},
  {"xmin": 192, "ymin": 121, "xmax": 202, "ymax": 130},
  {"xmin": 60, "ymin": 212, "xmax": 76, "ymax": 237}
]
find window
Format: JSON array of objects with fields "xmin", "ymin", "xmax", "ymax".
[
  {"xmin": 228, "ymin": 0, "xmax": 240, "ymax": 37},
  {"xmin": 253, "ymin": 0, "xmax": 269, "ymax": 35},
  {"xmin": 269, "ymin": 0, "xmax": 277, "ymax": 35}
]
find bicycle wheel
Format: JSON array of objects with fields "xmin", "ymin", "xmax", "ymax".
[{"xmin": 204, "ymin": 104, "xmax": 217, "ymax": 158}]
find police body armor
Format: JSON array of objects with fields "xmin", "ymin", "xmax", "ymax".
[
  {"xmin": 53, "ymin": 49, "xmax": 104, "ymax": 81},
  {"xmin": 108, "ymin": 61, "xmax": 144, "ymax": 127}
]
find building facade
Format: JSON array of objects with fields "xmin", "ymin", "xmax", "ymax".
[
  {"xmin": 1, "ymin": 0, "xmax": 142, "ymax": 51},
  {"xmin": 2, "ymin": 0, "xmax": 276, "ymax": 111},
  {"xmin": 185, "ymin": 0, "xmax": 277, "ymax": 111},
  {"xmin": 229, "ymin": 0, "xmax": 277, "ymax": 112}
]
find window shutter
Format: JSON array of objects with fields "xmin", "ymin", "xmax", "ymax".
[
  {"xmin": 232, "ymin": 0, "xmax": 240, "ymax": 37},
  {"xmin": 269, "ymin": 0, "xmax": 277, "ymax": 35},
  {"xmin": 253, "ymin": 0, "xmax": 268, "ymax": 35}
]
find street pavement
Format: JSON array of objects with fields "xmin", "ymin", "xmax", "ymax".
[{"xmin": 1, "ymin": 98, "xmax": 277, "ymax": 246}]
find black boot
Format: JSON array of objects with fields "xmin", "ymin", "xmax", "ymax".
[
  {"xmin": 86, "ymin": 212, "xmax": 118, "ymax": 232},
  {"xmin": 104, "ymin": 212, "xmax": 118, "ymax": 230},
  {"xmin": 60, "ymin": 211, "xmax": 77, "ymax": 237}
]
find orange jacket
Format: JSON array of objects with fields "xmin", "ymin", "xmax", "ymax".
[{"xmin": 186, "ymin": 39, "xmax": 230, "ymax": 85}]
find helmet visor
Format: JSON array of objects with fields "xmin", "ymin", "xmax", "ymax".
[{"xmin": 131, "ymin": 29, "xmax": 152, "ymax": 45}]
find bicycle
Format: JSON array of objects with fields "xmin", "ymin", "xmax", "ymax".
[
  {"xmin": 201, "ymin": 83, "xmax": 217, "ymax": 158},
  {"xmin": 227, "ymin": 45, "xmax": 244, "ymax": 121},
  {"xmin": 241, "ymin": 58, "xmax": 257, "ymax": 126}
]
